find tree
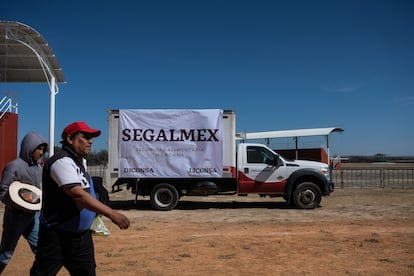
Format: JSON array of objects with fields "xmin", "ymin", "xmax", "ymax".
[
  {"xmin": 86, "ymin": 149, "xmax": 108, "ymax": 166},
  {"xmin": 49, "ymin": 147, "xmax": 108, "ymax": 166}
]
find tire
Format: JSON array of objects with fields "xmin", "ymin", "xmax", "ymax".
[
  {"xmin": 292, "ymin": 182, "xmax": 321, "ymax": 209},
  {"xmin": 150, "ymin": 183, "xmax": 179, "ymax": 211},
  {"xmin": 283, "ymin": 194, "xmax": 296, "ymax": 207}
]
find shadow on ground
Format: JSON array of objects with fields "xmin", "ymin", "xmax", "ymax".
[{"xmin": 108, "ymin": 199, "xmax": 293, "ymax": 211}]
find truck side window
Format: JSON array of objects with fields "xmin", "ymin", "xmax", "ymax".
[
  {"xmin": 262, "ymin": 149, "xmax": 276, "ymax": 165},
  {"xmin": 247, "ymin": 146, "xmax": 276, "ymax": 164},
  {"xmin": 247, "ymin": 149, "xmax": 262, "ymax": 163}
]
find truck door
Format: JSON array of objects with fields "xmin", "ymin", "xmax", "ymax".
[{"xmin": 238, "ymin": 145, "xmax": 287, "ymax": 194}]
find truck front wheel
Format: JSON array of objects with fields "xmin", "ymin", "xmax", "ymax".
[
  {"xmin": 292, "ymin": 182, "xmax": 321, "ymax": 209},
  {"xmin": 150, "ymin": 183, "xmax": 179, "ymax": 211}
]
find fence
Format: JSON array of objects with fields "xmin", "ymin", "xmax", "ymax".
[
  {"xmin": 0, "ymin": 96, "xmax": 18, "ymax": 120},
  {"xmin": 89, "ymin": 164, "xmax": 414, "ymax": 190},
  {"xmin": 332, "ymin": 164, "xmax": 414, "ymax": 189},
  {"xmin": 88, "ymin": 165, "xmax": 108, "ymax": 186}
]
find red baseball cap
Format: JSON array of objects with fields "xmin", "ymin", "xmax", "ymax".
[{"xmin": 61, "ymin": 121, "xmax": 101, "ymax": 140}]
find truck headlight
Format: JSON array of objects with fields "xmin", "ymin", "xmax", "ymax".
[{"xmin": 321, "ymin": 167, "xmax": 331, "ymax": 181}]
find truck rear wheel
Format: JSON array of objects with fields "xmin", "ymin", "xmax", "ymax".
[
  {"xmin": 150, "ymin": 183, "xmax": 179, "ymax": 211},
  {"xmin": 292, "ymin": 182, "xmax": 321, "ymax": 209}
]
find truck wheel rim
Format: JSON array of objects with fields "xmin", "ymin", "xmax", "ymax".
[
  {"xmin": 300, "ymin": 189, "xmax": 316, "ymax": 204},
  {"xmin": 155, "ymin": 188, "xmax": 173, "ymax": 207}
]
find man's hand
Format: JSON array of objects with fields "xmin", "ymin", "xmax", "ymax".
[{"xmin": 108, "ymin": 211, "xmax": 130, "ymax": 230}]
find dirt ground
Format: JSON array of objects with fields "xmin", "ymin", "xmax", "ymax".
[{"xmin": 2, "ymin": 188, "xmax": 414, "ymax": 275}]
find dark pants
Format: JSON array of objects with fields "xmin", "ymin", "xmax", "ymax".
[{"xmin": 30, "ymin": 224, "xmax": 96, "ymax": 276}]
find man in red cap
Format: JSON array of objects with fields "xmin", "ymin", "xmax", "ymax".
[{"xmin": 31, "ymin": 121, "xmax": 130, "ymax": 276}]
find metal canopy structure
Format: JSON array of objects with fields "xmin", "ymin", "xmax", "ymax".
[
  {"xmin": 242, "ymin": 127, "xmax": 344, "ymax": 140},
  {"xmin": 0, "ymin": 21, "xmax": 66, "ymax": 155},
  {"xmin": 237, "ymin": 127, "xmax": 344, "ymax": 164}
]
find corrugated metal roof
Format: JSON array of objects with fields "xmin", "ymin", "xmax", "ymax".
[
  {"xmin": 240, "ymin": 127, "xmax": 344, "ymax": 140},
  {"xmin": 0, "ymin": 21, "xmax": 65, "ymax": 83},
  {"xmin": 0, "ymin": 21, "xmax": 66, "ymax": 156}
]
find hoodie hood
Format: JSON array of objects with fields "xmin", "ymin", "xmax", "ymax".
[{"xmin": 19, "ymin": 132, "xmax": 48, "ymax": 165}]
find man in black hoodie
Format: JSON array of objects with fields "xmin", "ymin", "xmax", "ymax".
[{"xmin": 0, "ymin": 132, "xmax": 48, "ymax": 274}]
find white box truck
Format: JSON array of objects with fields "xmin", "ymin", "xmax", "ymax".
[{"xmin": 108, "ymin": 109, "xmax": 334, "ymax": 210}]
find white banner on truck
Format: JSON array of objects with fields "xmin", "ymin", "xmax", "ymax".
[{"xmin": 118, "ymin": 109, "xmax": 223, "ymax": 178}]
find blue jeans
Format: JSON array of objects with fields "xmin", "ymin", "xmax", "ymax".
[{"xmin": 0, "ymin": 208, "xmax": 39, "ymax": 265}]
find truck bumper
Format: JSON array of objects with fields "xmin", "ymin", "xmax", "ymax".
[
  {"xmin": 323, "ymin": 181, "xmax": 334, "ymax": 196},
  {"xmin": 328, "ymin": 181, "xmax": 335, "ymax": 193}
]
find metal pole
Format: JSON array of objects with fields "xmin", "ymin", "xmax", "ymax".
[
  {"xmin": 326, "ymin": 135, "xmax": 330, "ymax": 166},
  {"xmin": 294, "ymin": 137, "xmax": 298, "ymax": 160},
  {"xmin": 49, "ymin": 76, "xmax": 56, "ymax": 156}
]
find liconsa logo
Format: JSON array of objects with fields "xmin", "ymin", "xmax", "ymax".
[
  {"xmin": 123, "ymin": 167, "xmax": 154, "ymax": 174},
  {"xmin": 188, "ymin": 167, "xmax": 218, "ymax": 174}
]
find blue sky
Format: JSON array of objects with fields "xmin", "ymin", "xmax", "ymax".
[{"xmin": 1, "ymin": 0, "xmax": 413, "ymax": 156}]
